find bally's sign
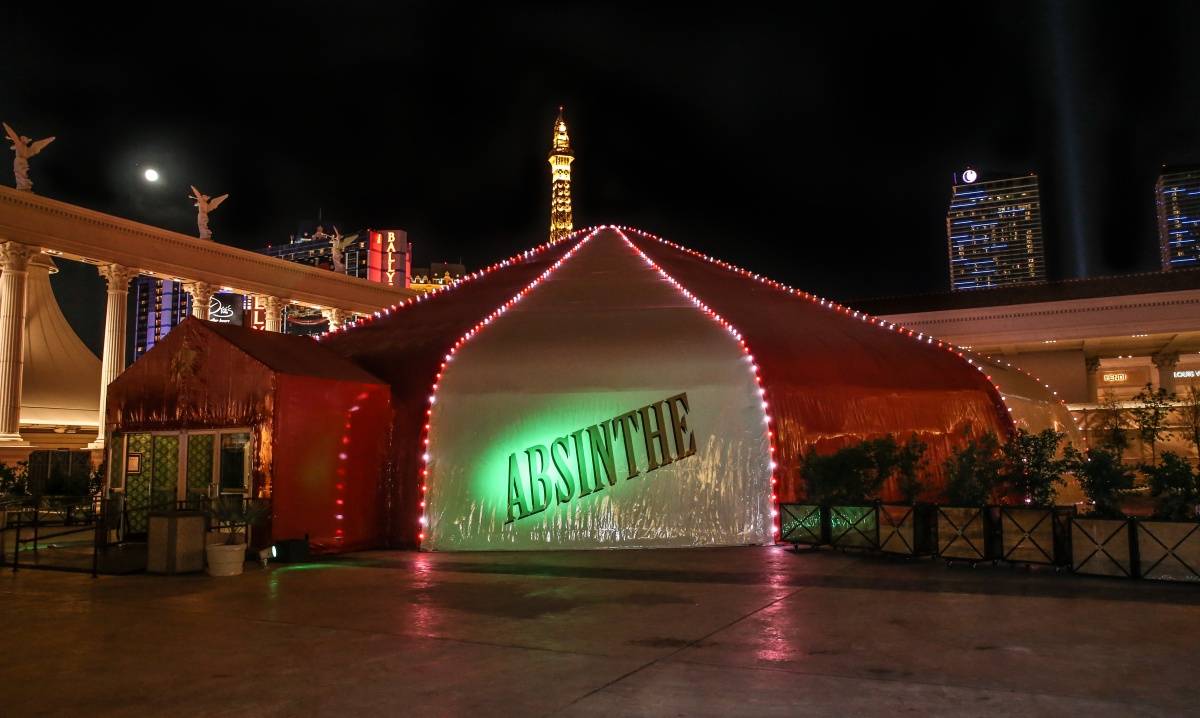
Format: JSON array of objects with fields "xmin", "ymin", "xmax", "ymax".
[{"xmin": 506, "ymin": 393, "xmax": 698, "ymax": 523}]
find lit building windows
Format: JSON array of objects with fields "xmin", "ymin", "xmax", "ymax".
[{"xmin": 946, "ymin": 169, "xmax": 1047, "ymax": 291}]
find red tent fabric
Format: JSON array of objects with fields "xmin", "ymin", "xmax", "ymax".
[
  {"xmin": 321, "ymin": 228, "xmax": 1033, "ymax": 548},
  {"xmin": 622, "ymin": 229, "xmax": 1014, "ymax": 503}
]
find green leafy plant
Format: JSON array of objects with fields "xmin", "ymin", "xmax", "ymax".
[
  {"xmin": 0, "ymin": 461, "xmax": 28, "ymax": 497},
  {"xmin": 800, "ymin": 445, "xmax": 876, "ymax": 505},
  {"xmin": 1000, "ymin": 428, "xmax": 1069, "ymax": 507},
  {"xmin": 1064, "ymin": 446, "xmax": 1134, "ymax": 518},
  {"xmin": 942, "ymin": 430, "xmax": 1003, "ymax": 506},
  {"xmin": 895, "ymin": 433, "xmax": 928, "ymax": 504},
  {"xmin": 205, "ymin": 497, "xmax": 272, "ymax": 545},
  {"xmin": 1093, "ymin": 390, "xmax": 1129, "ymax": 453},
  {"xmin": 1131, "ymin": 383, "xmax": 1175, "ymax": 466},
  {"xmin": 1143, "ymin": 452, "xmax": 1199, "ymax": 521},
  {"xmin": 1178, "ymin": 386, "xmax": 1200, "ymax": 459}
]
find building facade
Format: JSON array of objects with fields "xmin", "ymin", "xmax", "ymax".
[
  {"xmin": 132, "ymin": 277, "xmax": 191, "ymax": 359},
  {"xmin": 260, "ymin": 227, "xmax": 411, "ymax": 287},
  {"xmin": 855, "ymin": 268, "xmax": 1200, "ymax": 466},
  {"xmin": 548, "ymin": 107, "xmax": 574, "ymax": 242},
  {"xmin": 947, "ymin": 169, "xmax": 1046, "ymax": 291},
  {"xmin": 1155, "ymin": 165, "xmax": 1200, "ymax": 271},
  {"xmin": 410, "ymin": 262, "xmax": 466, "ymax": 293}
]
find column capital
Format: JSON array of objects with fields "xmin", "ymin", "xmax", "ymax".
[
  {"xmin": 264, "ymin": 295, "xmax": 285, "ymax": 312},
  {"xmin": 98, "ymin": 264, "xmax": 139, "ymax": 290},
  {"xmin": 0, "ymin": 242, "xmax": 36, "ymax": 272},
  {"xmin": 182, "ymin": 281, "xmax": 216, "ymax": 320},
  {"xmin": 1084, "ymin": 355, "xmax": 1101, "ymax": 373},
  {"xmin": 321, "ymin": 307, "xmax": 347, "ymax": 330},
  {"xmin": 1152, "ymin": 352, "xmax": 1180, "ymax": 371}
]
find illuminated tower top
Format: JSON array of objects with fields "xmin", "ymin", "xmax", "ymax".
[{"xmin": 548, "ymin": 106, "xmax": 575, "ymax": 242}]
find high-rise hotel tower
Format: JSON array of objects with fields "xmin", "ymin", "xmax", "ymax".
[
  {"xmin": 947, "ymin": 168, "xmax": 1047, "ymax": 291},
  {"xmin": 548, "ymin": 107, "xmax": 574, "ymax": 242},
  {"xmin": 1155, "ymin": 165, "xmax": 1200, "ymax": 270}
]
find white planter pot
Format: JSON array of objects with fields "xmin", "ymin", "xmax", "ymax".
[{"xmin": 206, "ymin": 542, "xmax": 247, "ymax": 577}]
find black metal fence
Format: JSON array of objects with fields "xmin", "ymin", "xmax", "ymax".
[
  {"xmin": 780, "ymin": 502, "xmax": 1200, "ymax": 583},
  {"xmin": 3, "ymin": 494, "xmax": 268, "ymax": 577}
]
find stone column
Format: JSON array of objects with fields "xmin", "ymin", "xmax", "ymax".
[
  {"xmin": 1084, "ymin": 355, "xmax": 1101, "ymax": 403},
  {"xmin": 183, "ymin": 281, "xmax": 215, "ymax": 320},
  {"xmin": 264, "ymin": 296, "xmax": 284, "ymax": 332},
  {"xmin": 321, "ymin": 307, "xmax": 347, "ymax": 331},
  {"xmin": 89, "ymin": 264, "xmax": 139, "ymax": 450},
  {"xmin": 1153, "ymin": 352, "xmax": 1181, "ymax": 395},
  {"xmin": 0, "ymin": 242, "xmax": 35, "ymax": 444}
]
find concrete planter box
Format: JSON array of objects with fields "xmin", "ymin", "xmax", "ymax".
[
  {"xmin": 205, "ymin": 542, "xmax": 248, "ymax": 577},
  {"xmin": 936, "ymin": 506, "xmax": 996, "ymax": 563},
  {"xmin": 1071, "ymin": 517, "xmax": 1135, "ymax": 578},
  {"xmin": 998, "ymin": 507, "xmax": 1074, "ymax": 567},
  {"xmin": 147, "ymin": 511, "xmax": 206, "ymax": 574},
  {"xmin": 779, "ymin": 504, "xmax": 824, "ymax": 547},
  {"xmin": 1135, "ymin": 520, "xmax": 1200, "ymax": 582},
  {"xmin": 878, "ymin": 504, "xmax": 935, "ymax": 556},
  {"xmin": 828, "ymin": 505, "xmax": 878, "ymax": 550}
]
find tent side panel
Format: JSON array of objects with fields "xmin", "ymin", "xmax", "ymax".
[{"xmin": 271, "ymin": 374, "xmax": 391, "ymax": 554}]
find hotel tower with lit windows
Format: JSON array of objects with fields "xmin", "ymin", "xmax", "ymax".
[
  {"xmin": 548, "ymin": 107, "xmax": 574, "ymax": 242},
  {"xmin": 946, "ymin": 169, "xmax": 1047, "ymax": 291},
  {"xmin": 1155, "ymin": 165, "xmax": 1200, "ymax": 270}
]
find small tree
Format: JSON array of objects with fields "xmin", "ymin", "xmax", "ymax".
[
  {"xmin": 1131, "ymin": 383, "xmax": 1175, "ymax": 466},
  {"xmin": 1177, "ymin": 386, "xmax": 1200, "ymax": 460},
  {"xmin": 1001, "ymin": 428, "xmax": 1069, "ymax": 507},
  {"xmin": 1064, "ymin": 446, "xmax": 1135, "ymax": 518},
  {"xmin": 942, "ymin": 431, "xmax": 1003, "ymax": 506},
  {"xmin": 1143, "ymin": 452, "xmax": 1199, "ymax": 521},
  {"xmin": 800, "ymin": 445, "xmax": 875, "ymax": 505},
  {"xmin": 800, "ymin": 437, "xmax": 899, "ymax": 505},
  {"xmin": 0, "ymin": 461, "xmax": 28, "ymax": 497},
  {"xmin": 894, "ymin": 433, "xmax": 928, "ymax": 504},
  {"xmin": 1093, "ymin": 390, "xmax": 1130, "ymax": 453}
]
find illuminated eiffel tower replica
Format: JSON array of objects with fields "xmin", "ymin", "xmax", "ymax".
[{"xmin": 548, "ymin": 106, "xmax": 575, "ymax": 242}]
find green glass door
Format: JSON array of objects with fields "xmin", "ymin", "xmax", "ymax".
[
  {"xmin": 150, "ymin": 435, "xmax": 180, "ymax": 512},
  {"xmin": 186, "ymin": 433, "xmax": 215, "ymax": 504}
]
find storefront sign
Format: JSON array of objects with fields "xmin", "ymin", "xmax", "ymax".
[
  {"xmin": 368, "ymin": 230, "xmax": 407, "ymax": 287},
  {"xmin": 207, "ymin": 293, "xmax": 245, "ymax": 325},
  {"xmin": 1175, "ymin": 370, "xmax": 1199, "ymax": 380},
  {"xmin": 506, "ymin": 393, "xmax": 697, "ymax": 523},
  {"xmin": 1102, "ymin": 372, "xmax": 1128, "ymax": 383}
]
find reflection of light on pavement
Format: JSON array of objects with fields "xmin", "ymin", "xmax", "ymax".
[{"xmin": 208, "ymin": 295, "xmax": 235, "ymax": 320}]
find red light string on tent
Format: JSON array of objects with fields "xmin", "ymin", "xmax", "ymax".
[
  {"xmin": 615, "ymin": 226, "xmax": 1081, "ymax": 442},
  {"xmin": 613, "ymin": 228, "xmax": 781, "ymax": 542},
  {"xmin": 314, "ymin": 226, "xmax": 603, "ymax": 341},
  {"xmin": 416, "ymin": 227, "xmax": 603, "ymax": 544}
]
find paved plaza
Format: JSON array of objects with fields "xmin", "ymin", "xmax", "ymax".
[{"xmin": 2, "ymin": 546, "xmax": 1198, "ymax": 716}]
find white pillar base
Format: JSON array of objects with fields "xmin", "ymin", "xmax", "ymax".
[
  {"xmin": 0, "ymin": 433, "xmax": 30, "ymax": 446},
  {"xmin": 86, "ymin": 438, "xmax": 105, "ymax": 450}
]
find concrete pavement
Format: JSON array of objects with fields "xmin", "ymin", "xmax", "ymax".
[{"xmin": 1, "ymin": 546, "xmax": 1196, "ymax": 716}]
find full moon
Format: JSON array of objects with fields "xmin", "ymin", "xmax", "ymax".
[{"xmin": 143, "ymin": 168, "xmax": 160, "ymax": 182}]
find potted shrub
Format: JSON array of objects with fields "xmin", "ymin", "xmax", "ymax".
[
  {"xmin": 878, "ymin": 434, "xmax": 934, "ymax": 556},
  {"xmin": 1064, "ymin": 446, "xmax": 1136, "ymax": 578},
  {"xmin": 204, "ymin": 497, "xmax": 271, "ymax": 577},
  {"xmin": 1137, "ymin": 453, "xmax": 1200, "ymax": 582},
  {"xmin": 996, "ymin": 429, "xmax": 1073, "ymax": 567},
  {"xmin": 800, "ymin": 441, "xmax": 888, "ymax": 550},
  {"xmin": 938, "ymin": 430, "xmax": 1002, "ymax": 563}
]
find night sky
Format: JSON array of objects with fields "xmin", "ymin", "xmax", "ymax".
[{"xmin": 3, "ymin": 2, "xmax": 1199, "ymax": 355}]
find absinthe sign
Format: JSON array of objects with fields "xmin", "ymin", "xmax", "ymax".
[{"xmin": 506, "ymin": 393, "xmax": 697, "ymax": 523}]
